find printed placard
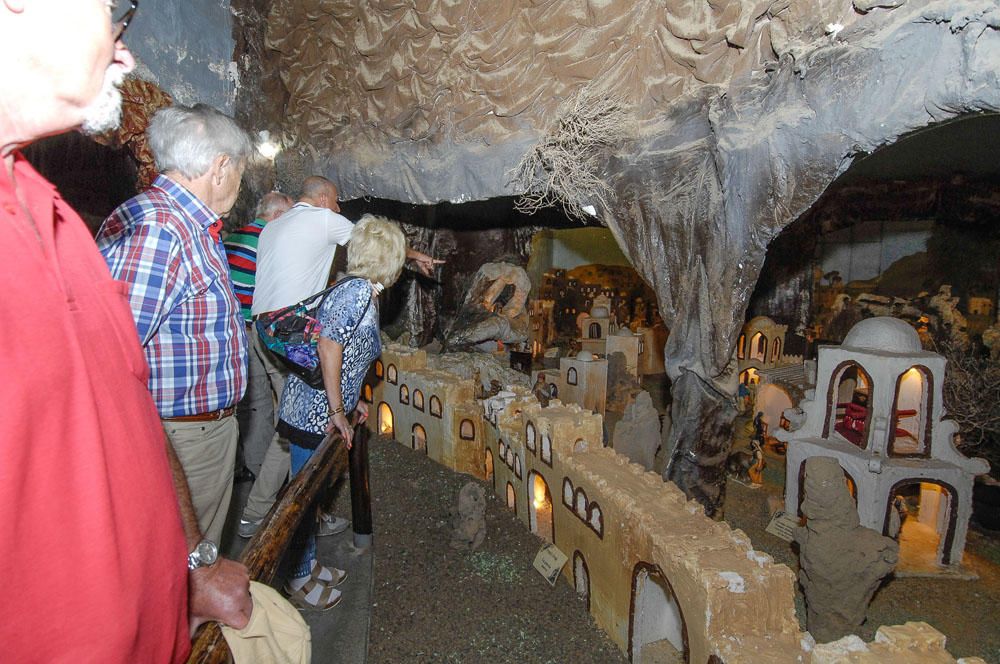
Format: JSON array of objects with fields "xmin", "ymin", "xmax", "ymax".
[
  {"xmin": 765, "ymin": 510, "xmax": 800, "ymax": 543},
  {"xmin": 533, "ymin": 543, "xmax": 569, "ymax": 586}
]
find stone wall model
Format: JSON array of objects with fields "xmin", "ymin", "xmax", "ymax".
[{"xmin": 366, "ymin": 344, "xmax": 985, "ymax": 662}]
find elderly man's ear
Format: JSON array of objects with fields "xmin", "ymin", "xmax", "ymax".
[{"xmin": 210, "ymin": 154, "xmax": 232, "ymax": 185}]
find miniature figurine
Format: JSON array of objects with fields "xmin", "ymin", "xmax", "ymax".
[{"xmin": 533, "ymin": 372, "xmax": 550, "ymax": 407}]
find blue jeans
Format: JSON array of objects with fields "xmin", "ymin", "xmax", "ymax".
[{"xmin": 289, "ymin": 442, "xmax": 317, "ymax": 580}]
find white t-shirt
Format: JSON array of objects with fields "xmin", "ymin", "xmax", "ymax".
[{"xmin": 251, "ymin": 202, "xmax": 354, "ymax": 314}]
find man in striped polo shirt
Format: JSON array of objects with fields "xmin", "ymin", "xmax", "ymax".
[{"xmin": 226, "ymin": 191, "xmax": 293, "ymax": 478}]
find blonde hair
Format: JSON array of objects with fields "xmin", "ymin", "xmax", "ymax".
[{"xmin": 347, "ymin": 214, "xmax": 406, "ymax": 288}]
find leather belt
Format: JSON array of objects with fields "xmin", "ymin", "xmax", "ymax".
[{"xmin": 163, "ymin": 406, "xmax": 236, "ymax": 423}]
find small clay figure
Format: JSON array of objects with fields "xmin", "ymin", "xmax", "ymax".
[
  {"xmin": 726, "ymin": 438, "xmax": 765, "ymax": 486},
  {"xmin": 751, "ymin": 411, "xmax": 766, "ymax": 446},
  {"xmin": 450, "ymin": 482, "xmax": 486, "ymax": 550},
  {"xmin": 533, "ymin": 372, "xmax": 550, "ymax": 407},
  {"xmin": 795, "ymin": 457, "xmax": 898, "ymax": 642},
  {"xmin": 473, "ymin": 368, "xmax": 485, "ymax": 399}
]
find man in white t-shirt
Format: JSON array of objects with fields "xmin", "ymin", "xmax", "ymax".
[{"xmin": 239, "ymin": 175, "xmax": 441, "ymax": 537}]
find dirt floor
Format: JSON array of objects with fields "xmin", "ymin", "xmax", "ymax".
[
  {"xmin": 365, "ymin": 434, "xmax": 626, "ymax": 664},
  {"xmin": 722, "ymin": 416, "xmax": 1000, "ymax": 664}
]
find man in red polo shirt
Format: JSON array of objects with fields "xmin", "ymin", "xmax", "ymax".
[{"xmin": 0, "ymin": 1, "xmax": 251, "ymax": 661}]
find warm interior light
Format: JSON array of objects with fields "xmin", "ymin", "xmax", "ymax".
[
  {"xmin": 533, "ymin": 474, "xmax": 550, "ymax": 510},
  {"xmin": 256, "ymin": 130, "xmax": 281, "ymax": 160},
  {"xmin": 379, "ymin": 405, "xmax": 394, "ymax": 434}
]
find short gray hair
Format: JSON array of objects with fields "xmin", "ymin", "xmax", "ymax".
[
  {"xmin": 148, "ymin": 104, "xmax": 253, "ymax": 179},
  {"xmin": 255, "ymin": 191, "xmax": 293, "ymax": 221},
  {"xmin": 347, "ymin": 215, "xmax": 406, "ymax": 288}
]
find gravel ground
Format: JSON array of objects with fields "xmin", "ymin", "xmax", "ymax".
[
  {"xmin": 722, "ymin": 420, "xmax": 1000, "ymax": 664},
  {"xmin": 367, "ymin": 435, "xmax": 626, "ymax": 664}
]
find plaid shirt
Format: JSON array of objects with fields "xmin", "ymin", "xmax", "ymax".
[{"xmin": 97, "ymin": 175, "xmax": 248, "ymax": 418}]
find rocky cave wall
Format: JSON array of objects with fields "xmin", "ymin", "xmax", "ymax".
[{"xmin": 246, "ymin": 0, "xmax": 1000, "ymax": 513}]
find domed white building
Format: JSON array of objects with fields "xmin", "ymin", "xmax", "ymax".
[{"xmin": 776, "ymin": 317, "xmax": 989, "ymax": 573}]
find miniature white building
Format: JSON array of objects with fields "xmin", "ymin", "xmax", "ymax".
[
  {"xmin": 636, "ymin": 324, "xmax": 667, "ymax": 375},
  {"xmin": 578, "ymin": 295, "xmax": 614, "ymax": 356},
  {"xmin": 776, "ymin": 317, "xmax": 989, "ymax": 572}
]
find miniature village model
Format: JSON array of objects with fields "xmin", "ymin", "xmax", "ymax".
[{"xmin": 367, "ymin": 339, "xmax": 990, "ymax": 663}]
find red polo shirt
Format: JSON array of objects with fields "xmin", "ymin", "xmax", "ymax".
[{"xmin": 0, "ymin": 154, "xmax": 190, "ymax": 662}]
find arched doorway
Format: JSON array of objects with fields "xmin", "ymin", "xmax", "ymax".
[
  {"xmin": 629, "ymin": 563, "xmax": 688, "ymax": 663},
  {"xmin": 506, "ymin": 482, "xmax": 516, "ymax": 513},
  {"xmin": 826, "ymin": 361, "xmax": 873, "ymax": 449},
  {"xmin": 528, "ymin": 471, "xmax": 553, "ymax": 543},
  {"xmin": 484, "ymin": 448, "xmax": 495, "ymax": 487},
  {"xmin": 377, "ymin": 402, "xmax": 394, "ymax": 437},
  {"xmin": 887, "ymin": 479, "xmax": 958, "ymax": 569},
  {"xmin": 573, "ymin": 552, "xmax": 590, "ymax": 611},
  {"xmin": 411, "ymin": 423, "xmax": 427, "ymax": 454}
]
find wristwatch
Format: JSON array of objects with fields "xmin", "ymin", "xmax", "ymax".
[{"xmin": 187, "ymin": 539, "xmax": 219, "ymax": 571}]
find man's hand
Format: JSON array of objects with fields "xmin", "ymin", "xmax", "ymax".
[
  {"xmin": 406, "ymin": 249, "xmax": 445, "ymax": 278},
  {"xmin": 189, "ymin": 558, "xmax": 252, "ymax": 635}
]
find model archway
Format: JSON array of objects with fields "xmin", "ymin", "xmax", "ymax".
[
  {"xmin": 377, "ymin": 402, "xmax": 394, "ymax": 437},
  {"xmin": 629, "ymin": 563, "xmax": 688, "ymax": 663},
  {"xmin": 573, "ymin": 551, "xmax": 590, "ymax": 611},
  {"xmin": 412, "ymin": 423, "xmax": 427, "ymax": 454},
  {"xmin": 527, "ymin": 471, "xmax": 553, "ymax": 543}
]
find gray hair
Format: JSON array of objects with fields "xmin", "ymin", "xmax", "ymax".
[
  {"xmin": 148, "ymin": 104, "xmax": 253, "ymax": 179},
  {"xmin": 255, "ymin": 191, "xmax": 293, "ymax": 221},
  {"xmin": 347, "ymin": 215, "xmax": 406, "ymax": 288}
]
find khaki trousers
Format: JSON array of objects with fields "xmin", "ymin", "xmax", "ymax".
[{"xmin": 163, "ymin": 415, "xmax": 239, "ymax": 544}]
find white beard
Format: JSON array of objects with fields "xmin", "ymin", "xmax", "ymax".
[{"xmin": 80, "ymin": 66, "xmax": 127, "ymax": 135}]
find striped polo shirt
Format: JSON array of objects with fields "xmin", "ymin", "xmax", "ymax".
[{"xmin": 225, "ymin": 219, "xmax": 266, "ymax": 322}]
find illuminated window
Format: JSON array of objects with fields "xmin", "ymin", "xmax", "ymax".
[
  {"xmin": 363, "ymin": 383, "xmax": 373, "ymax": 402},
  {"xmin": 399, "ymin": 384, "xmax": 409, "ymax": 404},
  {"xmin": 378, "ymin": 402, "xmax": 394, "ymax": 436},
  {"xmin": 413, "ymin": 389, "xmax": 424, "ymax": 411},
  {"xmin": 460, "ymin": 419, "xmax": 475, "ymax": 440},
  {"xmin": 429, "ymin": 395, "xmax": 442, "ymax": 418},
  {"xmin": 375, "ymin": 360, "xmax": 384, "ymax": 378}
]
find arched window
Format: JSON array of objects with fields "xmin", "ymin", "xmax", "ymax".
[
  {"xmin": 526, "ymin": 421, "xmax": 536, "ymax": 452},
  {"xmin": 411, "ymin": 423, "xmax": 427, "ymax": 453},
  {"xmin": 484, "ymin": 449, "xmax": 495, "ymax": 484},
  {"xmin": 506, "ymin": 482, "xmax": 516, "ymax": 513},
  {"xmin": 567, "ymin": 367, "xmax": 578, "ymax": 386},
  {"xmin": 429, "ymin": 395, "xmax": 442, "ymax": 418},
  {"xmin": 889, "ymin": 365, "xmax": 932, "ymax": 457},
  {"xmin": 459, "ymin": 419, "xmax": 475, "ymax": 440},
  {"xmin": 377, "ymin": 402, "xmax": 394, "ymax": 436},
  {"xmin": 514, "ymin": 454, "xmax": 522, "ymax": 479},
  {"xmin": 589, "ymin": 322, "xmax": 601, "ymax": 339},
  {"xmin": 541, "ymin": 433, "xmax": 552, "ymax": 466},
  {"xmin": 399, "ymin": 384, "xmax": 409, "ymax": 404},
  {"xmin": 363, "ymin": 383, "xmax": 373, "ymax": 402},
  {"xmin": 505, "ymin": 445, "xmax": 515, "ymax": 468},
  {"xmin": 375, "ymin": 360, "xmax": 384, "ymax": 378},
  {"xmin": 563, "ymin": 477, "xmax": 574, "ymax": 506},
  {"xmin": 826, "ymin": 361, "xmax": 873, "ymax": 449},
  {"xmin": 749, "ymin": 332, "xmax": 767, "ymax": 362},
  {"xmin": 771, "ymin": 338, "xmax": 782, "ymax": 363},
  {"xmin": 386, "ymin": 364, "xmax": 398, "ymax": 384},
  {"xmin": 574, "ymin": 488, "xmax": 588, "ymax": 518},
  {"xmin": 413, "ymin": 389, "xmax": 424, "ymax": 411},
  {"xmin": 737, "ymin": 333, "xmax": 746, "ymax": 360},
  {"xmin": 588, "ymin": 503, "xmax": 604, "ymax": 537}
]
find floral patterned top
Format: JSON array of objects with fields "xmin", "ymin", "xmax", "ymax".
[{"xmin": 278, "ymin": 278, "xmax": 380, "ymax": 437}]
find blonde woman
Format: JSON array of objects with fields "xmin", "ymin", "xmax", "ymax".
[{"xmin": 276, "ymin": 214, "xmax": 406, "ymax": 610}]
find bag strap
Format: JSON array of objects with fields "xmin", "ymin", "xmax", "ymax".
[{"xmin": 268, "ymin": 276, "xmax": 364, "ymax": 320}]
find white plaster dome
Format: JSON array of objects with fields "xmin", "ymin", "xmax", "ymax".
[
  {"xmin": 842, "ymin": 317, "xmax": 921, "ymax": 353},
  {"xmin": 576, "ymin": 351, "xmax": 596, "ymax": 362},
  {"xmin": 591, "ymin": 305, "xmax": 610, "ymax": 318}
]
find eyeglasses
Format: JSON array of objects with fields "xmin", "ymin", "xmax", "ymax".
[{"xmin": 111, "ymin": 0, "xmax": 138, "ymax": 42}]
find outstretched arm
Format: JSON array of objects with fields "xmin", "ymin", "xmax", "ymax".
[{"xmin": 405, "ymin": 247, "xmax": 445, "ymax": 278}]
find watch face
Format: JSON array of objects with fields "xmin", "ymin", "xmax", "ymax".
[{"xmin": 196, "ymin": 540, "xmax": 219, "ymax": 566}]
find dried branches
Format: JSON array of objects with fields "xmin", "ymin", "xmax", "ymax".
[
  {"xmin": 511, "ymin": 85, "xmax": 633, "ymax": 220},
  {"xmin": 940, "ymin": 343, "xmax": 1000, "ymax": 464}
]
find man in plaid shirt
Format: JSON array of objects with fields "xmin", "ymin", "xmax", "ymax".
[{"xmin": 98, "ymin": 104, "xmax": 252, "ymax": 546}]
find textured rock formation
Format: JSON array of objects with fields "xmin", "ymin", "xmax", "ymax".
[
  {"xmin": 795, "ymin": 457, "xmax": 899, "ymax": 643},
  {"xmin": 450, "ymin": 482, "xmax": 486, "ymax": 550},
  {"xmin": 611, "ymin": 391, "xmax": 660, "ymax": 471}
]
